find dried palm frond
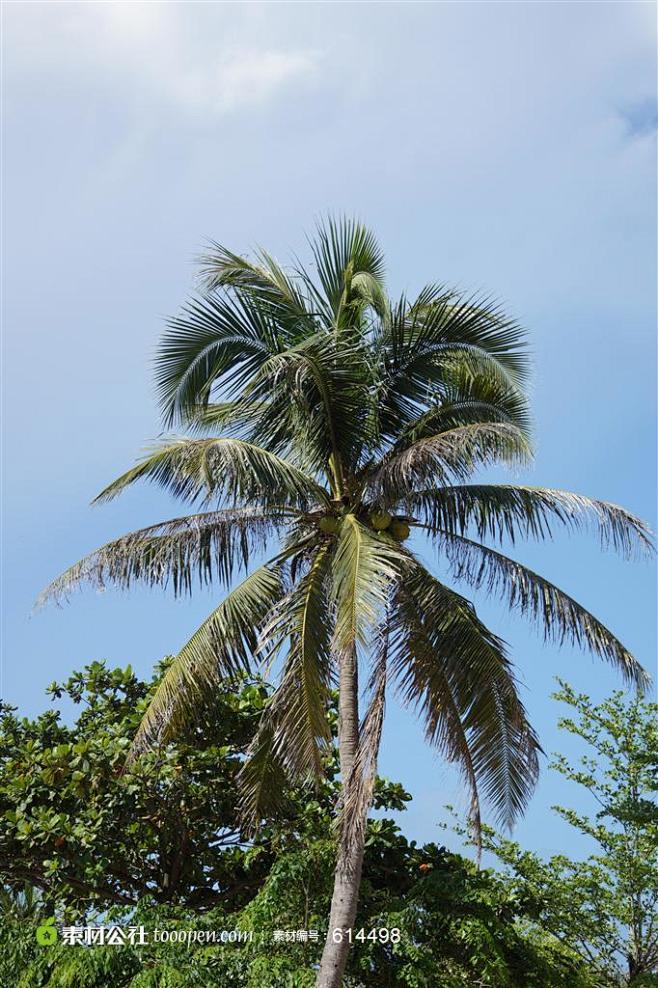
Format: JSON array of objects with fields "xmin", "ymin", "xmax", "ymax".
[
  {"xmin": 413, "ymin": 484, "xmax": 654, "ymax": 557},
  {"xmin": 368, "ymin": 423, "xmax": 531, "ymax": 502},
  {"xmin": 92, "ymin": 436, "xmax": 328, "ymax": 510},
  {"xmin": 436, "ymin": 530, "xmax": 648, "ymax": 687},
  {"xmin": 38, "ymin": 508, "xmax": 289, "ymax": 605},
  {"xmin": 391, "ymin": 559, "xmax": 540, "ymax": 833}
]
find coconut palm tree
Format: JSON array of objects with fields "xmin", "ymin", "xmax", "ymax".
[{"xmin": 42, "ymin": 219, "xmax": 652, "ymax": 988}]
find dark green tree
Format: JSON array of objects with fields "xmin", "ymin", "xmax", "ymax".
[{"xmin": 2, "ymin": 834, "xmax": 594, "ymax": 988}]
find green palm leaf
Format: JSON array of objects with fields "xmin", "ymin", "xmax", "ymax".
[
  {"xmin": 331, "ymin": 515, "xmax": 405, "ymax": 652},
  {"xmin": 308, "ymin": 216, "xmax": 386, "ymax": 323},
  {"xmin": 128, "ymin": 563, "xmax": 286, "ymax": 758},
  {"xmin": 374, "ymin": 286, "xmax": 529, "ymax": 441},
  {"xmin": 237, "ymin": 722, "xmax": 291, "ymax": 828},
  {"xmin": 239, "ymin": 332, "xmax": 374, "ymax": 485},
  {"xmin": 92, "ymin": 437, "xmax": 328, "ymax": 510},
  {"xmin": 156, "ymin": 292, "xmax": 283, "ymax": 426},
  {"xmin": 395, "ymin": 364, "xmax": 532, "ymax": 445},
  {"xmin": 198, "ymin": 242, "xmax": 312, "ymax": 327},
  {"xmin": 402, "ymin": 284, "xmax": 529, "ymax": 380},
  {"xmin": 254, "ymin": 544, "xmax": 334, "ymax": 781}
]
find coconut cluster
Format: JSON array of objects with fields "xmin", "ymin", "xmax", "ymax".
[
  {"xmin": 372, "ymin": 513, "xmax": 410, "ymax": 540},
  {"xmin": 317, "ymin": 510, "xmax": 410, "ymax": 540}
]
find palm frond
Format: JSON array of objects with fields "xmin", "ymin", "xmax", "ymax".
[
  {"xmin": 237, "ymin": 722, "xmax": 291, "ymax": 829},
  {"xmin": 391, "ymin": 560, "xmax": 540, "ymax": 829},
  {"xmin": 237, "ymin": 546, "xmax": 334, "ymax": 829},
  {"xmin": 309, "ymin": 216, "xmax": 386, "ymax": 322},
  {"xmin": 379, "ymin": 347, "xmax": 527, "ymax": 446},
  {"xmin": 183, "ymin": 400, "xmax": 269, "ymax": 436},
  {"xmin": 404, "ymin": 284, "xmax": 529, "ymax": 382},
  {"xmin": 37, "ymin": 508, "xmax": 287, "ymax": 606},
  {"xmin": 156, "ymin": 292, "xmax": 284, "ymax": 425},
  {"xmin": 388, "ymin": 595, "xmax": 483, "ymax": 849},
  {"xmin": 331, "ymin": 515, "xmax": 405, "ymax": 652},
  {"xmin": 412, "ymin": 484, "xmax": 655, "ymax": 557},
  {"xmin": 92, "ymin": 437, "xmax": 328, "ymax": 510},
  {"xmin": 349, "ymin": 269, "xmax": 389, "ymax": 318},
  {"xmin": 373, "ymin": 286, "xmax": 530, "ymax": 442},
  {"xmin": 367, "ymin": 423, "xmax": 531, "ymax": 503},
  {"xmin": 242, "ymin": 332, "xmax": 377, "ymax": 482},
  {"xmin": 198, "ymin": 242, "xmax": 311, "ymax": 329},
  {"xmin": 128, "ymin": 563, "xmax": 286, "ymax": 757},
  {"xmin": 253, "ymin": 545, "xmax": 334, "ymax": 781},
  {"xmin": 434, "ymin": 530, "xmax": 649, "ymax": 687},
  {"xmin": 395, "ymin": 364, "xmax": 532, "ymax": 445}
]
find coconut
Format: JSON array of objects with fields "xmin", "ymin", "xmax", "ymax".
[
  {"xmin": 369, "ymin": 510, "xmax": 392, "ymax": 531},
  {"xmin": 389, "ymin": 518, "xmax": 411, "ymax": 541},
  {"xmin": 319, "ymin": 515, "xmax": 341, "ymax": 535}
]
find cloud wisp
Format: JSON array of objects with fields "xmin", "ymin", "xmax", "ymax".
[{"xmin": 6, "ymin": 2, "xmax": 320, "ymax": 119}]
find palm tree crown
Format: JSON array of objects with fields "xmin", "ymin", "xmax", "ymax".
[{"xmin": 42, "ymin": 218, "xmax": 652, "ymax": 843}]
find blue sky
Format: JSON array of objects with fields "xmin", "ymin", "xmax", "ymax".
[{"xmin": 2, "ymin": 1, "xmax": 656, "ymax": 861}]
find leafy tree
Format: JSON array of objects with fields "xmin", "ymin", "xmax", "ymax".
[
  {"xmin": 0, "ymin": 660, "xmax": 407, "ymax": 918},
  {"xmin": 40, "ymin": 218, "xmax": 653, "ymax": 987},
  {"xmin": 3, "ymin": 832, "xmax": 594, "ymax": 988},
  {"xmin": 0, "ymin": 662, "xmax": 277, "ymax": 912},
  {"xmin": 0, "ymin": 664, "xmax": 605, "ymax": 988},
  {"xmin": 0, "ymin": 884, "xmax": 54, "ymax": 988},
  {"xmin": 485, "ymin": 684, "xmax": 658, "ymax": 986},
  {"xmin": 204, "ymin": 823, "xmax": 594, "ymax": 988}
]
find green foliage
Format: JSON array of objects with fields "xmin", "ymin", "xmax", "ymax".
[
  {"xmin": 2, "ymin": 828, "xmax": 593, "ymax": 988},
  {"xmin": 0, "ymin": 662, "xmax": 276, "ymax": 913},
  {"xmin": 485, "ymin": 684, "xmax": 658, "ymax": 986},
  {"xmin": 0, "ymin": 664, "xmax": 600, "ymax": 988}
]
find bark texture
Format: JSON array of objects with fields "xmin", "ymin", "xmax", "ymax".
[
  {"xmin": 315, "ymin": 830, "xmax": 366, "ymax": 988},
  {"xmin": 316, "ymin": 648, "xmax": 366, "ymax": 988}
]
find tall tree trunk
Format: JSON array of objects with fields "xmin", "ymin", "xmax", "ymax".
[{"xmin": 316, "ymin": 647, "xmax": 366, "ymax": 988}]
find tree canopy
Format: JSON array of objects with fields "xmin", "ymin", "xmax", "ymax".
[{"xmin": 0, "ymin": 665, "xmax": 594, "ymax": 988}]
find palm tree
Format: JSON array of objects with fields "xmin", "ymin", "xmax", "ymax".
[{"xmin": 42, "ymin": 219, "xmax": 652, "ymax": 988}]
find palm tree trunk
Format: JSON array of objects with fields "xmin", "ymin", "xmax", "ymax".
[{"xmin": 316, "ymin": 647, "xmax": 365, "ymax": 988}]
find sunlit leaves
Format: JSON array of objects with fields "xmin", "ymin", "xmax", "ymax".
[{"xmin": 331, "ymin": 516, "xmax": 404, "ymax": 652}]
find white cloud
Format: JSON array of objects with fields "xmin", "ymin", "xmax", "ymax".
[
  {"xmin": 172, "ymin": 48, "xmax": 319, "ymax": 115},
  {"xmin": 5, "ymin": 2, "xmax": 319, "ymax": 117},
  {"xmin": 213, "ymin": 49, "xmax": 318, "ymax": 112}
]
